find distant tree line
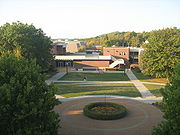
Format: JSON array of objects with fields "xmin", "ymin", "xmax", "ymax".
[{"xmin": 81, "ymin": 31, "xmax": 147, "ymax": 47}]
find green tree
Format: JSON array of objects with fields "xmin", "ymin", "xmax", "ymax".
[
  {"xmin": 0, "ymin": 22, "xmax": 53, "ymax": 71},
  {"xmin": 141, "ymin": 28, "xmax": 180, "ymax": 78},
  {"xmin": 78, "ymin": 45, "xmax": 86, "ymax": 52},
  {"xmin": 81, "ymin": 31, "xmax": 145, "ymax": 47},
  {"xmin": 0, "ymin": 53, "xmax": 60, "ymax": 135},
  {"xmin": 130, "ymin": 36, "xmax": 140, "ymax": 47},
  {"xmin": 152, "ymin": 63, "xmax": 180, "ymax": 135}
]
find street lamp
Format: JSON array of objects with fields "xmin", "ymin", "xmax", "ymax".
[{"xmin": 66, "ymin": 62, "xmax": 68, "ymax": 74}]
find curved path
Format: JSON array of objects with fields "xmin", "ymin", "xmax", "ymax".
[{"xmin": 54, "ymin": 97, "xmax": 163, "ymax": 135}]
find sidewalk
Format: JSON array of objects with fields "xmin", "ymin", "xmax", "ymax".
[
  {"xmin": 53, "ymin": 80, "xmax": 133, "ymax": 83},
  {"xmin": 126, "ymin": 69, "xmax": 154, "ymax": 98},
  {"xmin": 45, "ymin": 72, "xmax": 66, "ymax": 85},
  {"xmin": 57, "ymin": 95, "xmax": 163, "ymax": 104}
]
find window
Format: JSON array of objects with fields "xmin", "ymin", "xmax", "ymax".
[
  {"xmin": 119, "ymin": 52, "xmax": 126, "ymax": 55},
  {"xmin": 57, "ymin": 62, "xmax": 64, "ymax": 67}
]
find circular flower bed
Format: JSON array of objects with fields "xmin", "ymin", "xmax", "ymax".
[{"xmin": 83, "ymin": 102, "xmax": 127, "ymax": 120}]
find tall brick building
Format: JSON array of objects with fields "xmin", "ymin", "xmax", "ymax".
[{"xmin": 103, "ymin": 47, "xmax": 144, "ymax": 66}]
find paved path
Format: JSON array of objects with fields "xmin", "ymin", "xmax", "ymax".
[
  {"xmin": 56, "ymin": 95, "xmax": 163, "ymax": 104},
  {"xmin": 54, "ymin": 97, "xmax": 163, "ymax": 135},
  {"xmin": 45, "ymin": 72, "xmax": 66, "ymax": 85},
  {"xmin": 77, "ymin": 71, "xmax": 125, "ymax": 73},
  {"xmin": 126, "ymin": 70, "xmax": 154, "ymax": 98},
  {"xmin": 142, "ymin": 82, "xmax": 166, "ymax": 85},
  {"xmin": 53, "ymin": 80, "xmax": 133, "ymax": 83},
  {"xmin": 53, "ymin": 80, "xmax": 165, "ymax": 86}
]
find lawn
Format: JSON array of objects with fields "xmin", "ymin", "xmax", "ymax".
[
  {"xmin": 55, "ymin": 83, "xmax": 141, "ymax": 97},
  {"xmin": 144, "ymin": 84, "xmax": 165, "ymax": 97},
  {"xmin": 59, "ymin": 72, "xmax": 129, "ymax": 81},
  {"xmin": 132, "ymin": 71, "xmax": 168, "ymax": 83}
]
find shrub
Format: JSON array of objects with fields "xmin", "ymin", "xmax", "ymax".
[
  {"xmin": 83, "ymin": 102, "xmax": 127, "ymax": 120},
  {"xmin": 152, "ymin": 101, "xmax": 165, "ymax": 110}
]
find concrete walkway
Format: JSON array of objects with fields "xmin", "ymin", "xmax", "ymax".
[
  {"xmin": 53, "ymin": 80, "xmax": 133, "ymax": 83},
  {"xmin": 45, "ymin": 72, "xmax": 66, "ymax": 85},
  {"xmin": 56, "ymin": 95, "xmax": 163, "ymax": 104},
  {"xmin": 126, "ymin": 69, "xmax": 154, "ymax": 98},
  {"xmin": 77, "ymin": 71, "xmax": 125, "ymax": 73},
  {"xmin": 142, "ymin": 82, "xmax": 166, "ymax": 85}
]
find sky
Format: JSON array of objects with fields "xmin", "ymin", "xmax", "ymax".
[{"xmin": 0, "ymin": 0, "xmax": 180, "ymax": 39}]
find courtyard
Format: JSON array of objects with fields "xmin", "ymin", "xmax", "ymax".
[{"xmin": 47, "ymin": 70, "xmax": 165, "ymax": 135}]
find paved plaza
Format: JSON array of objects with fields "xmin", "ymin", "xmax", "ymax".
[{"xmin": 54, "ymin": 97, "xmax": 163, "ymax": 135}]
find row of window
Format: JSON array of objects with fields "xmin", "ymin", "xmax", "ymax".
[
  {"xmin": 57, "ymin": 61, "xmax": 73, "ymax": 67},
  {"xmin": 106, "ymin": 51, "xmax": 126, "ymax": 56}
]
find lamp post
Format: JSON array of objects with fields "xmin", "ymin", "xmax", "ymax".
[
  {"xmin": 124, "ymin": 64, "xmax": 126, "ymax": 75},
  {"xmin": 66, "ymin": 62, "xmax": 68, "ymax": 74}
]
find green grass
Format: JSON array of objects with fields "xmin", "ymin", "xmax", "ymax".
[
  {"xmin": 132, "ymin": 70, "xmax": 154, "ymax": 80},
  {"xmin": 132, "ymin": 71, "xmax": 168, "ymax": 83},
  {"xmin": 59, "ymin": 72, "xmax": 129, "ymax": 81},
  {"xmin": 55, "ymin": 83, "xmax": 141, "ymax": 97},
  {"xmin": 144, "ymin": 84, "xmax": 165, "ymax": 97}
]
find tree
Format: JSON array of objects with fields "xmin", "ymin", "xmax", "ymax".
[
  {"xmin": 0, "ymin": 22, "xmax": 53, "ymax": 71},
  {"xmin": 141, "ymin": 28, "xmax": 180, "ymax": 78},
  {"xmin": 152, "ymin": 63, "xmax": 180, "ymax": 135},
  {"xmin": 130, "ymin": 36, "xmax": 140, "ymax": 47},
  {"xmin": 78, "ymin": 45, "xmax": 86, "ymax": 52},
  {"xmin": 0, "ymin": 53, "xmax": 60, "ymax": 135},
  {"xmin": 81, "ymin": 31, "xmax": 145, "ymax": 47}
]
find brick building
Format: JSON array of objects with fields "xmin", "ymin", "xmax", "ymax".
[
  {"xmin": 103, "ymin": 47, "xmax": 144, "ymax": 67},
  {"xmin": 52, "ymin": 43, "xmax": 143, "ymax": 70}
]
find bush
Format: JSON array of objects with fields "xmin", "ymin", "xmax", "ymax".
[
  {"xmin": 0, "ymin": 53, "xmax": 60, "ymax": 135},
  {"xmin": 83, "ymin": 102, "xmax": 127, "ymax": 120},
  {"xmin": 152, "ymin": 101, "xmax": 165, "ymax": 110}
]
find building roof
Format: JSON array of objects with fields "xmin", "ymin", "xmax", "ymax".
[
  {"xmin": 103, "ymin": 46, "xmax": 144, "ymax": 52},
  {"xmin": 55, "ymin": 55, "xmax": 112, "ymax": 60}
]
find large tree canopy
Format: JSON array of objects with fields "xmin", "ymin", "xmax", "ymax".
[
  {"xmin": 141, "ymin": 27, "xmax": 180, "ymax": 78},
  {"xmin": 0, "ymin": 22, "xmax": 53, "ymax": 71},
  {"xmin": 0, "ymin": 53, "xmax": 60, "ymax": 135},
  {"xmin": 152, "ymin": 63, "xmax": 180, "ymax": 135}
]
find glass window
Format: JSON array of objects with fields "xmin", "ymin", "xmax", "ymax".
[{"xmin": 120, "ymin": 52, "xmax": 126, "ymax": 55}]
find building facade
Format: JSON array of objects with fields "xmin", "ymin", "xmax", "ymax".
[
  {"xmin": 52, "ymin": 41, "xmax": 143, "ymax": 70},
  {"xmin": 103, "ymin": 47, "xmax": 144, "ymax": 67}
]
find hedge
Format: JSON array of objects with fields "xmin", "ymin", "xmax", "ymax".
[{"xmin": 83, "ymin": 102, "xmax": 127, "ymax": 120}]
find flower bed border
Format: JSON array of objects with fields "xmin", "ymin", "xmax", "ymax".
[{"xmin": 83, "ymin": 102, "xmax": 127, "ymax": 120}]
